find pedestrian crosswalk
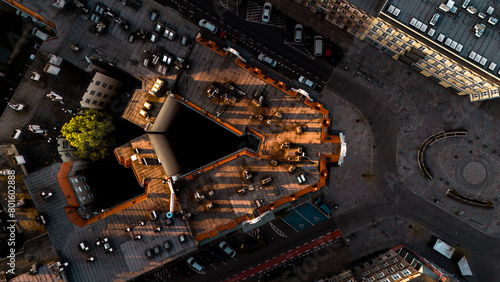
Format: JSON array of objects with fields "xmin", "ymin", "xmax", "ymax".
[{"xmin": 246, "ymin": 1, "xmax": 285, "ymax": 28}]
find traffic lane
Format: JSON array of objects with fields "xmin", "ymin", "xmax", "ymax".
[
  {"xmin": 198, "ymin": 217, "xmax": 341, "ymax": 282},
  {"xmin": 160, "ymin": 0, "xmax": 333, "ymax": 84}
]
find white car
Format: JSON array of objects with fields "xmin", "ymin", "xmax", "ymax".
[
  {"xmin": 186, "ymin": 257, "xmax": 205, "ymax": 273},
  {"xmin": 199, "ymin": 19, "xmax": 218, "ymax": 34},
  {"xmin": 298, "ymin": 76, "xmax": 317, "ymax": 89},
  {"xmin": 262, "ymin": 2, "xmax": 272, "ymax": 23},
  {"xmin": 258, "ymin": 53, "xmax": 277, "ymax": 67},
  {"xmin": 219, "ymin": 241, "xmax": 236, "ymax": 257},
  {"xmin": 294, "ymin": 24, "xmax": 303, "ymax": 43}
]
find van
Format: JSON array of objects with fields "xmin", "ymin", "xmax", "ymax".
[
  {"xmin": 11, "ymin": 129, "xmax": 22, "ymax": 139},
  {"xmin": 314, "ymin": 36, "xmax": 323, "ymax": 56}
]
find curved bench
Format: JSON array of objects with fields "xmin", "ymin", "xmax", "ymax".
[
  {"xmin": 446, "ymin": 189, "xmax": 494, "ymax": 208},
  {"xmin": 416, "ymin": 131, "xmax": 467, "ymax": 181}
]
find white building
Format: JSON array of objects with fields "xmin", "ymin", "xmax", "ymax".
[{"xmin": 80, "ymin": 72, "xmax": 122, "ymax": 109}]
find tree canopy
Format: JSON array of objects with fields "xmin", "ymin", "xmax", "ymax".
[{"xmin": 61, "ymin": 109, "xmax": 115, "ymax": 161}]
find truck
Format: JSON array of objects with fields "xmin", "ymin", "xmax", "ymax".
[
  {"xmin": 43, "ymin": 64, "xmax": 61, "ymax": 75},
  {"xmin": 32, "ymin": 27, "xmax": 50, "ymax": 41},
  {"xmin": 47, "ymin": 54, "xmax": 63, "ymax": 66}
]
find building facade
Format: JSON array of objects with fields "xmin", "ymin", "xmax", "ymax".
[
  {"xmin": 56, "ymin": 137, "xmax": 80, "ymax": 162},
  {"xmin": 80, "ymin": 72, "xmax": 122, "ymax": 109},
  {"xmin": 300, "ymin": 0, "xmax": 500, "ymax": 102}
]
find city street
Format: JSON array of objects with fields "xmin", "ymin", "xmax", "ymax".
[{"xmin": 1, "ymin": 0, "xmax": 499, "ymax": 281}]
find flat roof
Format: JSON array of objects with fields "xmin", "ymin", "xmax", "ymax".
[
  {"xmin": 388, "ymin": 0, "xmax": 500, "ymax": 75},
  {"xmin": 23, "ymin": 162, "xmax": 197, "ymax": 282}
]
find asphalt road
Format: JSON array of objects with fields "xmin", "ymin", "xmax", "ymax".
[
  {"xmin": 138, "ymin": 1, "xmax": 500, "ymax": 281},
  {"xmin": 157, "ymin": 0, "xmax": 334, "ymax": 85},
  {"xmin": 326, "ymin": 68, "xmax": 500, "ymax": 281}
]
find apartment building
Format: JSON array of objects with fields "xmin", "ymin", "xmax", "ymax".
[
  {"xmin": 80, "ymin": 72, "xmax": 122, "ymax": 109},
  {"xmin": 301, "ymin": 0, "xmax": 500, "ymax": 102}
]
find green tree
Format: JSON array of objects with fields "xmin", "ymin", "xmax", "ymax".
[{"xmin": 61, "ymin": 109, "xmax": 115, "ymax": 161}]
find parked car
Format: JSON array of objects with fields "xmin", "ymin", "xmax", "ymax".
[
  {"xmin": 219, "ymin": 241, "xmax": 236, "ymax": 257},
  {"xmin": 174, "ymin": 262, "xmax": 192, "ymax": 278},
  {"xmin": 298, "ymin": 76, "xmax": 317, "ymax": 89},
  {"xmin": 294, "ymin": 24, "xmax": 303, "ymax": 43},
  {"xmin": 262, "ymin": 2, "xmax": 272, "ymax": 22},
  {"xmin": 210, "ymin": 248, "xmax": 228, "ymax": 261},
  {"xmin": 186, "ymin": 257, "xmax": 205, "ymax": 273},
  {"xmin": 258, "ymin": 53, "xmax": 277, "ymax": 67},
  {"xmin": 134, "ymin": 235, "xmax": 142, "ymax": 241},
  {"xmin": 199, "ymin": 19, "xmax": 218, "ymax": 33},
  {"xmin": 150, "ymin": 32, "xmax": 159, "ymax": 43}
]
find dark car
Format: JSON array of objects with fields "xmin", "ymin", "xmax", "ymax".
[
  {"xmin": 174, "ymin": 262, "xmax": 192, "ymax": 278},
  {"xmin": 210, "ymin": 248, "xmax": 228, "ymax": 261}
]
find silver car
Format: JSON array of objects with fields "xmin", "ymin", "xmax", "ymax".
[
  {"xmin": 186, "ymin": 257, "xmax": 205, "ymax": 273},
  {"xmin": 298, "ymin": 76, "xmax": 317, "ymax": 89},
  {"xmin": 262, "ymin": 2, "xmax": 272, "ymax": 23},
  {"xmin": 219, "ymin": 241, "xmax": 236, "ymax": 257},
  {"xmin": 294, "ymin": 24, "xmax": 303, "ymax": 43},
  {"xmin": 258, "ymin": 53, "xmax": 277, "ymax": 67}
]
